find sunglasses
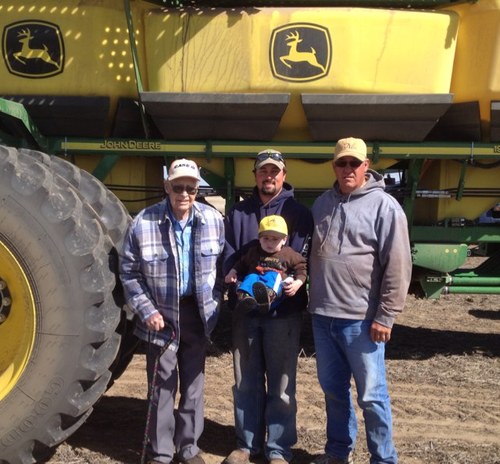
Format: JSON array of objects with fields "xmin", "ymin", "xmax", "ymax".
[
  {"xmin": 171, "ymin": 184, "xmax": 198, "ymax": 195},
  {"xmin": 255, "ymin": 151, "xmax": 285, "ymax": 167},
  {"xmin": 334, "ymin": 159, "xmax": 364, "ymax": 169}
]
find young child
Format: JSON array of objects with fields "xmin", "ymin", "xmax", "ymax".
[{"xmin": 225, "ymin": 215, "xmax": 307, "ymax": 314}]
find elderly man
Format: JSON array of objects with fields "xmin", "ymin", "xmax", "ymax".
[
  {"xmin": 309, "ymin": 137, "xmax": 412, "ymax": 464},
  {"xmin": 120, "ymin": 159, "xmax": 224, "ymax": 464}
]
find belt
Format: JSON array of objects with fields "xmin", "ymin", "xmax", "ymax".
[{"xmin": 179, "ymin": 295, "xmax": 196, "ymax": 305}]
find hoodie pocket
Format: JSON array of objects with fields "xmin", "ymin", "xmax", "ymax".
[{"xmin": 315, "ymin": 256, "xmax": 370, "ymax": 308}]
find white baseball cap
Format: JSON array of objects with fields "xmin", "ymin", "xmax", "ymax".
[{"xmin": 165, "ymin": 158, "xmax": 201, "ymax": 181}]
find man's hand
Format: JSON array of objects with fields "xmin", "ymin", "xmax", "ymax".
[
  {"xmin": 225, "ymin": 268, "xmax": 238, "ymax": 284},
  {"xmin": 370, "ymin": 321, "xmax": 392, "ymax": 343},
  {"xmin": 145, "ymin": 312, "xmax": 165, "ymax": 332}
]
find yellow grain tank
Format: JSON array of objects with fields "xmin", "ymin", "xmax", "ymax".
[{"xmin": 0, "ymin": 1, "xmax": 498, "ymax": 220}]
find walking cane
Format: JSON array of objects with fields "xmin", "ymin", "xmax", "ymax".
[{"xmin": 140, "ymin": 325, "xmax": 176, "ymax": 464}]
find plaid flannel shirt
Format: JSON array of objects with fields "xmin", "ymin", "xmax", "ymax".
[{"xmin": 119, "ymin": 199, "xmax": 225, "ymax": 349}]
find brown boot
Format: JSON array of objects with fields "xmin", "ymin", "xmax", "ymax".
[
  {"xmin": 252, "ymin": 281, "xmax": 270, "ymax": 313},
  {"xmin": 269, "ymin": 459, "xmax": 288, "ymax": 464},
  {"xmin": 222, "ymin": 449, "xmax": 250, "ymax": 464},
  {"xmin": 235, "ymin": 294, "xmax": 257, "ymax": 313}
]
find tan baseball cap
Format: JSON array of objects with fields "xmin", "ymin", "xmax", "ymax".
[
  {"xmin": 254, "ymin": 149, "xmax": 286, "ymax": 171},
  {"xmin": 334, "ymin": 137, "xmax": 367, "ymax": 162}
]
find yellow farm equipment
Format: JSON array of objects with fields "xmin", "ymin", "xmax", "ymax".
[{"xmin": 0, "ymin": 0, "xmax": 499, "ymax": 462}]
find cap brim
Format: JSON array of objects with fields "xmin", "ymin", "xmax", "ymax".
[
  {"xmin": 255, "ymin": 159, "xmax": 285, "ymax": 170},
  {"xmin": 259, "ymin": 230, "xmax": 287, "ymax": 237},
  {"xmin": 168, "ymin": 173, "xmax": 200, "ymax": 181},
  {"xmin": 334, "ymin": 151, "xmax": 367, "ymax": 162}
]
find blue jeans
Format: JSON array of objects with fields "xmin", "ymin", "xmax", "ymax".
[
  {"xmin": 231, "ymin": 311, "xmax": 302, "ymax": 462},
  {"xmin": 312, "ymin": 314, "xmax": 397, "ymax": 464}
]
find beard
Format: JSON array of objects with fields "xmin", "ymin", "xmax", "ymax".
[{"xmin": 259, "ymin": 182, "xmax": 277, "ymax": 196}]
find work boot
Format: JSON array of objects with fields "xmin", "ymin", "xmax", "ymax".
[
  {"xmin": 267, "ymin": 288, "xmax": 277, "ymax": 304},
  {"xmin": 269, "ymin": 458, "xmax": 288, "ymax": 464},
  {"xmin": 252, "ymin": 282, "xmax": 271, "ymax": 314},
  {"xmin": 179, "ymin": 455, "xmax": 206, "ymax": 464},
  {"xmin": 222, "ymin": 449, "xmax": 250, "ymax": 464},
  {"xmin": 310, "ymin": 453, "xmax": 354, "ymax": 464},
  {"xmin": 235, "ymin": 294, "xmax": 257, "ymax": 313}
]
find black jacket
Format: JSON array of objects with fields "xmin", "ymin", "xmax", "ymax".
[{"xmin": 224, "ymin": 183, "xmax": 313, "ymax": 315}]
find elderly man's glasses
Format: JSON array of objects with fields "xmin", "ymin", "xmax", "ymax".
[
  {"xmin": 255, "ymin": 151, "xmax": 285, "ymax": 165},
  {"xmin": 171, "ymin": 184, "xmax": 198, "ymax": 195},
  {"xmin": 334, "ymin": 159, "xmax": 364, "ymax": 169}
]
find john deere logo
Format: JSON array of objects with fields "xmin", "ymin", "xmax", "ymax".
[
  {"xmin": 270, "ymin": 23, "xmax": 331, "ymax": 82},
  {"xmin": 3, "ymin": 20, "xmax": 64, "ymax": 78}
]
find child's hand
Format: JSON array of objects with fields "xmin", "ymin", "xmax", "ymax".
[
  {"xmin": 225, "ymin": 269, "xmax": 238, "ymax": 284},
  {"xmin": 283, "ymin": 278, "xmax": 303, "ymax": 297}
]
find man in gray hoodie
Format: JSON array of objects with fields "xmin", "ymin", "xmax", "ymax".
[{"xmin": 308, "ymin": 137, "xmax": 412, "ymax": 464}]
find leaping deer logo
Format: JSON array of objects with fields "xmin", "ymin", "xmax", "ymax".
[
  {"xmin": 14, "ymin": 28, "xmax": 61, "ymax": 70},
  {"xmin": 3, "ymin": 20, "xmax": 64, "ymax": 78},
  {"xmin": 270, "ymin": 23, "xmax": 331, "ymax": 82},
  {"xmin": 280, "ymin": 31, "xmax": 326, "ymax": 73}
]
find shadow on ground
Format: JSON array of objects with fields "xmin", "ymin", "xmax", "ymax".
[
  {"xmin": 64, "ymin": 395, "xmax": 236, "ymax": 464},
  {"xmin": 387, "ymin": 323, "xmax": 500, "ymax": 359}
]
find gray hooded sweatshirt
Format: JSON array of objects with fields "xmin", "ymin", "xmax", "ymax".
[{"xmin": 308, "ymin": 169, "xmax": 412, "ymax": 328}]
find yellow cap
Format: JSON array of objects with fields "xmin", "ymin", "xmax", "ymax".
[{"xmin": 258, "ymin": 215, "xmax": 288, "ymax": 237}]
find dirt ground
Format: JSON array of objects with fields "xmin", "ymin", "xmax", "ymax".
[{"xmin": 45, "ymin": 288, "xmax": 500, "ymax": 464}]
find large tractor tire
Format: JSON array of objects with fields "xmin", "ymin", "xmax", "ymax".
[
  {"xmin": 18, "ymin": 149, "xmax": 138, "ymax": 383},
  {"xmin": 24, "ymin": 150, "xmax": 131, "ymax": 246},
  {"xmin": 0, "ymin": 146, "xmax": 122, "ymax": 463}
]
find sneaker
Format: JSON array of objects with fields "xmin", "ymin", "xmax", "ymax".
[
  {"xmin": 222, "ymin": 449, "xmax": 251, "ymax": 464},
  {"xmin": 235, "ymin": 295, "xmax": 258, "ymax": 313},
  {"xmin": 252, "ymin": 282, "xmax": 270, "ymax": 313},
  {"xmin": 310, "ymin": 453, "xmax": 354, "ymax": 464}
]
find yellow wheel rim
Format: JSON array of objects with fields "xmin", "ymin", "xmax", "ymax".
[{"xmin": 0, "ymin": 240, "xmax": 36, "ymax": 401}]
